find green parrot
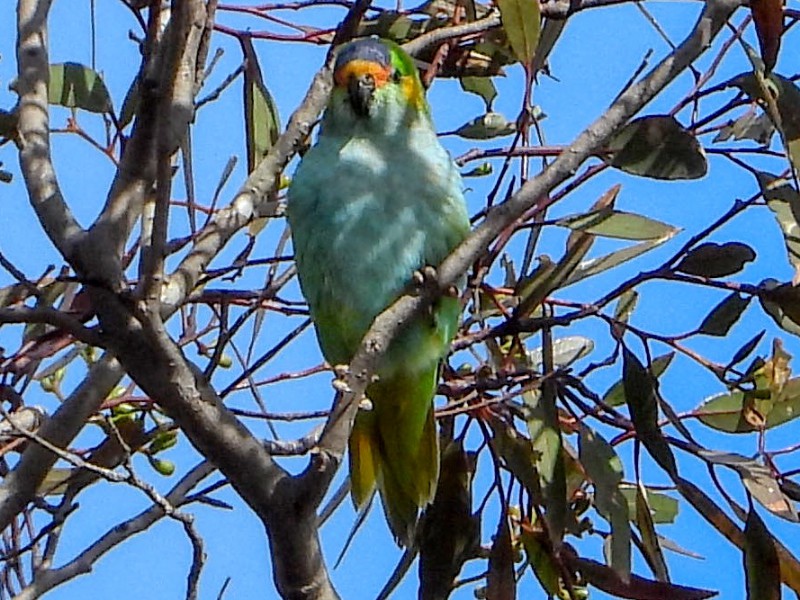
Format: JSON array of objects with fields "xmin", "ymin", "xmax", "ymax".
[{"xmin": 287, "ymin": 38, "xmax": 470, "ymax": 544}]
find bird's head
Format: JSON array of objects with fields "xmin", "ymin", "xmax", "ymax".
[{"xmin": 328, "ymin": 38, "xmax": 428, "ymax": 130}]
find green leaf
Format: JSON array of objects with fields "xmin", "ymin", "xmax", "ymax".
[
  {"xmin": 727, "ymin": 330, "xmax": 766, "ymax": 370},
  {"xmin": 603, "ymin": 352, "xmax": 675, "ymax": 407},
  {"xmin": 460, "ymin": 76, "xmax": 497, "ymax": 111},
  {"xmin": 497, "ymin": 0, "xmax": 541, "ymax": 64},
  {"xmin": 614, "ymin": 290, "xmax": 639, "ymax": 324},
  {"xmin": 524, "ymin": 379, "xmax": 566, "ymax": 547},
  {"xmin": 636, "ymin": 483, "xmax": 669, "ymax": 582},
  {"xmin": 619, "ymin": 485, "xmax": 679, "ymax": 524},
  {"xmin": 557, "ymin": 209, "xmax": 678, "ymax": 241},
  {"xmin": 622, "ymin": 348, "xmax": 678, "ymax": 477},
  {"xmin": 698, "ymin": 292, "xmax": 751, "ymax": 336},
  {"xmin": 713, "ymin": 110, "xmax": 774, "ymax": 145},
  {"xmin": 48, "ymin": 63, "xmax": 113, "ymax": 113},
  {"xmin": 521, "ymin": 530, "xmax": 566, "ymax": 597},
  {"xmin": 608, "ymin": 115, "xmax": 707, "ymax": 180},
  {"xmin": 565, "ymin": 231, "xmax": 678, "ymax": 287},
  {"xmin": 37, "ymin": 468, "xmax": 75, "ymax": 496},
  {"xmin": 453, "ymin": 112, "xmax": 516, "ymax": 139},
  {"xmin": 699, "ymin": 451, "xmax": 797, "ymax": 522},
  {"xmin": 118, "ymin": 74, "xmax": 140, "ymax": 129},
  {"xmin": 675, "ymin": 242, "xmax": 756, "ymax": 278},
  {"xmin": 696, "ymin": 378, "xmax": 800, "ymax": 433},
  {"xmin": 744, "ymin": 507, "xmax": 781, "ymax": 600},
  {"xmin": 241, "ymin": 36, "xmax": 280, "ymax": 173},
  {"xmin": 528, "ymin": 336, "xmax": 594, "ymax": 371},
  {"xmin": 757, "ymin": 172, "xmax": 800, "ymax": 275},
  {"xmin": 579, "ymin": 426, "xmax": 631, "ymax": 580}
]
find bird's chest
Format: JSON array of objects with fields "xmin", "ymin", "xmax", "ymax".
[{"xmin": 299, "ymin": 136, "xmax": 458, "ymax": 314}]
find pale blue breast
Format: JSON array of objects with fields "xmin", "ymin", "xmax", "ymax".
[{"xmin": 288, "ymin": 118, "xmax": 469, "ymax": 370}]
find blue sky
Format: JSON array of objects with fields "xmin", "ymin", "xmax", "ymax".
[{"xmin": 2, "ymin": 1, "xmax": 800, "ymax": 598}]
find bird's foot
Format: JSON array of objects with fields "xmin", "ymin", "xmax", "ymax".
[
  {"xmin": 332, "ymin": 364, "xmax": 352, "ymax": 393},
  {"xmin": 412, "ymin": 265, "xmax": 440, "ymax": 296}
]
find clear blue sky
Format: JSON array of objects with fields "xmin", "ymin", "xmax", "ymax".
[{"xmin": 1, "ymin": 1, "xmax": 799, "ymax": 598}]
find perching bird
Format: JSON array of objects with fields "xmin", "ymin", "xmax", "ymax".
[{"xmin": 287, "ymin": 38, "xmax": 470, "ymax": 544}]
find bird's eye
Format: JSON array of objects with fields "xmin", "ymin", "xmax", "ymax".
[{"xmin": 391, "ymin": 69, "xmax": 402, "ymax": 83}]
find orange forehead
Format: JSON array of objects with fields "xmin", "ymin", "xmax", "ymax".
[{"xmin": 334, "ymin": 59, "xmax": 392, "ymax": 89}]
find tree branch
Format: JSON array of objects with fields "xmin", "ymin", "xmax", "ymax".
[
  {"xmin": 15, "ymin": 461, "xmax": 215, "ymax": 600},
  {"xmin": 16, "ymin": 0, "xmax": 84, "ymax": 263}
]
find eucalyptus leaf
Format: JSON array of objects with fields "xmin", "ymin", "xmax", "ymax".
[
  {"xmin": 698, "ymin": 293, "xmax": 751, "ymax": 336},
  {"xmin": 675, "ymin": 242, "xmax": 756, "ymax": 278},
  {"xmin": 557, "ymin": 209, "xmax": 677, "ymax": 241},
  {"xmin": 49, "ymin": 63, "xmax": 112, "ymax": 113},
  {"xmin": 496, "ymin": 0, "xmax": 541, "ymax": 64},
  {"xmin": 608, "ymin": 115, "xmax": 707, "ymax": 180}
]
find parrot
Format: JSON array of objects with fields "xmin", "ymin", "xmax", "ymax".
[{"xmin": 287, "ymin": 37, "xmax": 471, "ymax": 544}]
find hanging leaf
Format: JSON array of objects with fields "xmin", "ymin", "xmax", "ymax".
[
  {"xmin": 524, "ymin": 380, "xmax": 566, "ymax": 547},
  {"xmin": 757, "ymin": 172, "xmax": 800, "ymax": 277},
  {"xmin": 118, "ymin": 73, "xmax": 141, "ymax": 129},
  {"xmin": 622, "ymin": 348, "xmax": 678, "ymax": 477},
  {"xmin": 49, "ymin": 63, "xmax": 113, "ymax": 113},
  {"xmin": 751, "ymin": 0, "xmax": 784, "ymax": 72},
  {"xmin": 579, "ymin": 426, "xmax": 631, "ymax": 581},
  {"xmin": 674, "ymin": 242, "xmax": 756, "ymax": 278},
  {"xmin": 521, "ymin": 529, "xmax": 569, "ymax": 597},
  {"xmin": 486, "ymin": 515, "xmax": 516, "ymax": 600},
  {"xmin": 614, "ymin": 290, "xmax": 639, "ymax": 325},
  {"xmin": 607, "ymin": 115, "xmax": 707, "ymax": 180},
  {"xmin": 460, "ymin": 76, "xmax": 497, "ymax": 111},
  {"xmin": 418, "ymin": 441, "xmax": 479, "ymax": 600},
  {"xmin": 727, "ymin": 330, "xmax": 767, "ymax": 370},
  {"xmin": 603, "ymin": 353, "xmax": 675, "ymax": 408},
  {"xmin": 744, "ymin": 506, "xmax": 781, "ymax": 600},
  {"xmin": 240, "ymin": 36, "xmax": 281, "ymax": 173},
  {"xmin": 698, "ymin": 293, "xmax": 751, "ymax": 336},
  {"xmin": 557, "ymin": 209, "xmax": 678, "ymax": 241},
  {"xmin": 452, "ymin": 112, "xmax": 516, "ymax": 139},
  {"xmin": 496, "ymin": 0, "xmax": 541, "ymax": 64},
  {"xmin": 636, "ymin": 483, "xmax": 669, "ymax": 582}
]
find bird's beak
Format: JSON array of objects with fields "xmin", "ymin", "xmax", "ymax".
[{"xmin": 347, "ymin": 72, "xmax": 375, "ymax": 117}]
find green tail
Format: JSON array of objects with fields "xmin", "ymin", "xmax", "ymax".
[{"xmin": 348, "ymin": 367, "xmax": 440, "ymax": 545}]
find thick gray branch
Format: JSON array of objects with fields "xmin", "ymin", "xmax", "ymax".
[{"xmin": 16, "ymin": 0, "xmax": 84, "ymax": 262}]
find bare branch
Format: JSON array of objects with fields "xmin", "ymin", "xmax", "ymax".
[
  {"xmin": 0, "ymin": 354, "xmax": 123, "ymax": 531},
  {"xmin": 0, "ymin": 306, "xmax": 104, "ymax": 347},
  {"xmin": 14, "ymin": 462, "xmax": 215, "ymax": 600}
]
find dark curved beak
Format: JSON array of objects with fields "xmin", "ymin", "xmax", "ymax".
[{"xmin": 347, "ymin": 73, "xmax": 375, "ymax": 117}]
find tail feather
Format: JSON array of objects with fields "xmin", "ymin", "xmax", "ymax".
[
  {"xmin": 348, "ymin": 366, "xmax": 440, "ymax": 545},
  {"xmin": 349, "ymin": 414, "xmax": 378, "ymax": 508}
]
